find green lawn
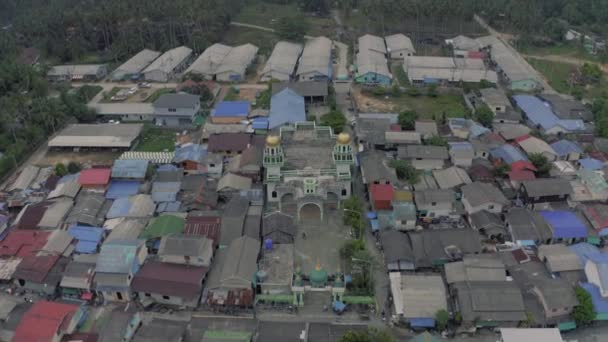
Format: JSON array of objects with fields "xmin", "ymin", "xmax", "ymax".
[
  {"xmin": 224, "ymin": 26, "xmax": 279, "ymax": 57},
  {"xmin": 391, "ymin": 93, "xmax": 469, "ymax": 119},
  {"xmin": 391, "ymin": 65, "xmax": 409, "ymax": 86},
  {"xmin": 519, "ymin": 43, "xmax": 600, "ymax": 62},
  {"xmin": 526, "ymin": 57, "xmax": 575, "ymax": 94},
  {"xmin": 136, "ymin": 126, "xmax": 177, "ymax": 152},
  {"xmin": 145, "ymin": 88, "xmax": 174, "ymax": 103}
]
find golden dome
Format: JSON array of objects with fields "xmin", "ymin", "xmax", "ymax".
[
  {"xmin": 337, "ymin": 132, "xmax": 351, "ymax": 144},
  {"xmin": 266, "ymin": 135, "xmax": 280, "ymax": 147}
]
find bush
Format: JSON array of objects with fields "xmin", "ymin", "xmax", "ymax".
[
  {"xmin": 475, "ymin": 104, "xmax": 494, "ymax": 128},
  {"xmin": 320, "ymin": 110, "xmax": 347, "ymax": 133},
  {"xmin": 389, "ymin": 159, "xmax": 420, "ymax": 184},
  {"xmin": 573, "ymin": 286, "xmax": 596, "ymax": 325},
  {"xmin": 435, "ymin": 309, "xmax": 449, "ymax": 331},
  {"xmin": 427, "ymin": 84, "xmax": 438, "ymax": 97},
  {"xmin": 67, "ymin": 161, "xmax": 81, "ymax": 174},
  {"xmin": 372, "ymin": 86, "xmax": 386, "ymax": 96},
  {"xmin": 406, "ymin": 87, "xmax": 420, "ymax": 97},
  {"xmin": 398, "ymin": 110, "xmax": 417, "ymax": 130},
  {"xmin": 55, "ymin": 163, "xmax": 67, "ymax": 177},
  {"xmin": 425, "ymin": 135, "xmax": 447, "ymax": 147}
]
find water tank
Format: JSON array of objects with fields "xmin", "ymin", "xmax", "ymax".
[
  {"xmin": 264, "ymin": 238, "xmax": 273, "ymax": 250},
  {"xmin": 256, "ymin": 270, "xmax": 267, "ymax": 283}
]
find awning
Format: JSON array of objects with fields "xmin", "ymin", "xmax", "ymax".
[
  {"xmin": 409, "ymin": 317, "xmax": 436, "ymax": 328},
  {"xmin": 558, "ymin": 321, "xmax": 576, "ymax": 331}
]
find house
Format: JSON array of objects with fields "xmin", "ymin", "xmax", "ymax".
[
  {"xmin": 584, "ymin": 253, "xmax": 608, "ymax": 299},
  {"xmin": 479, "ymin": 88, "xmax": 510, "ymax": 114},
  {"xmin": 579, "ymin": 282, "xmax": 608, "ymax": 320},
  {"xmin": 444, "ymin": 255, "xmax": 506, "ymax": 284},
  {"xmin": 572, "ymin": 169, "xmax": 608, "ymax": 202},
  {"xmin": 0, "ymin": 230, "xmax": 51, "ymax": 258},
  {"xmin": 409, "ymin": 229, "xmax": 482, "ymax": 268},
  {"xmin": 355, "ymin": 117, "xmax": 392, "ymax": 149},
  {"xmin": 506, "ymin": 208, "xmax": 552, "ymax": 246},
  {"xmin": 389, "ymin": 273, "xmax": 447, "ymax": 328},
  {"xmin": 541, "ymin": 94, "xmax": 593, "ymax": 122},
  {"xmin": 143, "ymin": 46, "xmax": 192, "ymax": 82},
  {"xmin": 262, "ymin": 211, "xmax": 297, "ymax": 244},
  {"xmin": 539, "ymin": 210, "xmax": 589, "ymax": 244},
  {"xmin": 47, "ymin": 179, "xmax": 81, "ymax": 200},
  {"xmin": 13, "ymin": 301, "xmax": 83, "ymax": 342},
  {"xmin": 271, "ymin": 81, "xmax": 329, "ymax": 103},
  {"xmin": 65, "ymin": 191, "xmax": 108, "ymax": 227},
  {"xmin": 47, "ymin": 64, "xmax": 108, "ymax": 82},
  {"xmin": 220, "ymin": 197, "xmax": 249, "ymax": 247},
  {"xmin": 211, "ymin": 101, "xmax": 250, "ymax": 124},
  {"xmin": 226, "ymin": 146, "xmax": 262, "ymax": 181},
  {"xmin": 296, "ymin": 36, "xmax": 332, "ymax": 81},
  {"xmin": 151, "ymin": 181, "xmax": 181, "ymax": 203},
  {"xmin": 184, "ymin": 214, "xmax": 221, "ymax": 248},
  {"xmin": 173, "ymin": 144, "xmax": 206, "ymax": 171},
  {"xmin": 153, "ymin": 93, "xmax": 201, "ymax": 127},
  {"xmin": 158, "ymin": 235, "xmax": 214, "ymax": 267},
  {"xmin": 217, "ymin": 173, "xmax": 252, "ymax": 199},
  {"xmin": 131, "ymin": 261, "xmax": 207, "ymax": 308},
  {"xmin": 578, "ymin": 157, "xmax": 605, "ymax": 171},
  {"xmin": 537, "ymin": 244, "xmax": 583, "ymax": 281},
  {"xmin": 37, "ymin": 199, "xmax": 74, "ymax": 229},
  {"xmin": 499, "ymin": 328, "xmax": 564, "ymax": 342},
  {"xmin": 140, "ymin": 214, "xmax": 186, "ymax": 241},
  {"xmin": 468, "ymin": 163, "xmax": 494, "ymax": 183},
  {"xmin": 13, "ymin": 254, "xmax": 68, "ymax": 295},
  {"xmin": 516, "ymin": 135, "xmax": 558, "ymax": 161},
  {"xmin": 78, "ymin": 168, "xmax": 111, "ymax": 190},
  {"xmin": 461, "ymin": 182, "xmax": 509, "ymax": 215},
  {"xmin": 48, "ymin": 123, "xmax": 143, "ymax": 152},
  {"xmin": 268, "ymin": 88, "xmax": 306, "ymax": 129},
  {"xmin": 106, "ymin": 194, "xmax": 155, "ymax": 220},
  {"xmin": 358, "ymin": 150, "xmax": 399, "ymax": 186},
  {"xmin": 186, "ymin": 43, "xmax": 257, "ymax": 82},
  {"xmin": 447, "ymin": 118, "xmax": 490, "ymax": 139},
  {"xmin": 469, "ymin": 210, "xmax": 506, "ymax": 239},
  {"xmin": 582, "ymin": 203, "xmax": 608, "ymax": 236},
  {"xmin": 415, "ymin": 120, "xmax": 438, "ymax": 139},
  {"xmin": 355, "ymin": 34, "xmax": 392, "ymax": 86},
  {"xmin": 385, "ymin": 33, "xmax": 415, "ymax": 59},
  {"xmin": 381, "ymin": 230, "xmax": 415, "ymax": 271},
  {"xmin": 111, "ymin": 49, "xmax": 161, "ymax": 81},
  {"xmin": 452, "ymin": 281, "xmax": 526, "ymax": 327},
  {"xmin": 432, "ymin": 166, "xmax": 472, "ymax": 189},
  {"xmin": 207, "ymin": 133, "xmax": 253, "ymax": 155},
  {"xmin": 97, "ymin": 310, "xmax": 142, "ymax": 342},
  {"xmin": 513, "ymin": 95, "xmax": 586, "ymax": 135},
  {"xmin": 60, "ymin": 254, "xmax": 97, "ymax": 300},
  {"xmin": 447, "ymin": 142, "xmax": 474, "ymax": 167},
  {"xmin": 398, "ymin": 145, "xmax": 448, "ymax": 170},
  {"xmin": 384, "ymin": 131, "xmax": 421, "ymax": 148},
  {"xmin": 90, "ymin": 102, "xmax": 155, "ymax": 122},
  {"xmin": 446, "ymin": 35, "xmax": 481, "ymax": 53},
  {"xmin": 111, "ymin": 159, "xmax": 149, "ymax": 180},
  {"xmin": 518, "ymin": 179, "xmax": 572, "ymax": 207},
  {"xmin": 67, "ymin": 225, "xmax": 104, "ymax": 254},
  {"xmin": 206, "ymin": 236, "xmax": 260, "ymax": 307},
  {"xmin": 392, "ymin": 192, "xmax": 416, "ymax": 230},
  {"xmin": 551, "ymin": 140, "xmax": 583, "ymax": 161},
  {"xmin": 260, "ymin": 41, "xmax": 303, "ymax": 81},
  {"xmin": 369, "ymin": 183, "xmax": 394, "ymax": 211},
  {"xmin": 414, "ymin": 189, "xmax": 457, "ymax": 220},
  {"xmin": 257, "ymin": 243, "xmax": 295, "ymax": 295},
  {"xmin": 403, "ymin": 56, "xmax": 497, "ymax": 85},
  {"xmin": 533, "ymin": 278, "xmax": 579, "ymax": 321},
  {"xmin": 95, "ymin": 239, "xmax": 147, "ymax": 302}
]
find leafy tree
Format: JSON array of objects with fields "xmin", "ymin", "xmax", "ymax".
[
  {"xmin": 338, "ymin": 328, "xmax": 394, "ymax": 342},
  {"xmin": 435, "ymin": 309, "xmax": 449, "ymax": 331},
  {"xmin": 372, "ymin": 86, "xmax": 386, "ymax": 96},
  {"xmin": 67, "ymin": 161, "xmax": 81, "ymax": 174},
  {"xmin": 543, "ymin": 18, "xmax": 568, "ymax": 42},
  {"xmin": 581, "ymin": 63, "xmax": 602, "ymax": 84},
  {"xmin": 425, "ymin": 135, "xmax": 447, "ymax": 147},
  {"xmin": 529, "ymin": 153, "xmax": 552, "ymax": 177},
  {"xmin": 276, "ymin": 15, "xmax": 308, "ymax": 42},
  {"xmin": 298, "ymin": 0, "xmax": 330, "ymax": 15},
  {"xmin": 494, "ymin": 164, "xmax": 511, "ymax": 177},
  {"xmin": 475, "ymin": 105, "xmax": 494, "ymax": 128},
  {"xmin": 343, "ymin": 196, "xmax": 364, "ymax": 227},
  {"xmin": 340, "ymin": 239, "xmax": 365, "ymax": 260},
  {"xmin": 182, "ymin": 83, "xmax": 213, "ymax": 103},
  {"xmin": 391, "ymin": 84, "xmax": 401, "ymax": 97},
  {"xmin": 406, "ymin": 87, "xmax": 420, "ymax": 97},
  {"xmin": 573, "ymin": 286, "xmax": 596, "ymax": 325},
  {"xmin": 389, "ymin": 159, "xmax": 420, "ymax": 184},
  {"xmin": 427, "ymin": 84, "xmax": 438, "ymax": 97},
  {"xmin": 320, "ymin": 110, "xmax": 347, "ymax": 134},
  {"xmin": 398, "ymin": 110, "xmax": 417, "ymax": 130},
  {"xmin": 55, "ymin": 163, "xmax": 67, "ymax": 177}
]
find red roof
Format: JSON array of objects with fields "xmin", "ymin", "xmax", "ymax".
[
  {"xmin": 131, "ymin": 261, "xmax": 207, "ymax": 300},
  {"xmin": 589, "ymin": 151, "xmax": 608, "ymax": 162},
  {"xmin": 508, "ymin": 169, "xmax": 536, "ymax": 182},
  {"xmin": 0, "ymin": 230, "xmax": 51, "ymax": 258},
  {"xmin": 511, "ymin": 160, "xmax": 537, "ymax": 172},
  {"xmin": 467, "ymin": 51, "xmax": 485, "ymax": 59},
  {"xmin": 369, "ymin": 184, "xmax": 394, "ymax": 202},
  {"xmin": 13, "ymin": 301, "xmax": 79, "ymax": 342},
  {"xmin": 62, "ymin": 333, "xmax": 98, "ymax": 342},
  {"xmin": 78, "ymin": 168, "xmax": 111, "ymax": 186},
  {"xmin": 389, "ymin": 124, "xmax": 402, "ymax": 132},
  {"xmin": 13, "ymin": 254, "xmax": 61, "ymax": 282},
  {"xmin": 184, "ymin": 215, "xmax": 221, "ymax": 248},
  {"xmin": 514, "ymin": 134, "xmax": 531, "ymax": 143}
]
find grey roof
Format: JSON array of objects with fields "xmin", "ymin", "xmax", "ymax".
[
  {"xmin": 133, "ymin": 319, "xmax": 187, "ymax": 342},
  {"xmin": 469, "ymin": 210, "xmax": 504, "ymax": 232},
  {"xmin": 48, "ymin": 123, "xmax": 143, "ymax": 148},
  {"xmin": 112, "ymin": 159, "xmax": 149, "ymax": 179},
  {"xmin": 186, "ymin": 43, "xmax": 258, "ymax": 77},
  {"xmin": 506, "ymin": 208, "xmax": 552, "ymax": 242},
  {"xmin": 66, "ymin": 191, "xmax": 107, "ymax": 226},
  {"xmin": 432, "ymin": 166, "xmax": 472, "ymax": 189},
  {"xmin": 262, "ymin": 211, "xmax": 297, "ymax": 242},
  {"xmin": 261, "ymin": 41, "xmax": 303, "ymax": 78},
  {"xmin": 398, "ymin": 145, "xmax": 449, "ymax": 160},
  {"xmin": 380, "ymin": 230, "xmax": 414, "ymax": 263},
  {"xmin": 480, "ymin": 88, "xmax": 510, "ymax": 107},
  {"xmin": 392, "ymin": 274, "xmax": 447, "ymax": 318},
  {"xmin": 60, "ymin": 255, "xmax": 96, "ymax": 289},
  {"xmin": 143, "ymin": 46, "xmax": 192, "ymax": 74},
  {"xmin": 358, "ymin": 150, "xmax": 398, "ymax": 185},
  {"xmin": 540, "ymin": 94, "xmax": 593, "ymax": 121},
  {"xmin": 453, "ymin": 281, "xmax": 527, "ymax": 322},
  {"xmin": 37, "ymin": 199, "xmax": 73, "ymax": 229},
  {"xmin": 357, "ymin": 34, "xmax": 391, "ymax": 78},
  {"xmin": 271, "ymin": 81, "xmax": 328, "ymax": 97},
  {"xmin": 48, "ymin": 64, "xmax": 106, "ymax": 77},
  {"xmin": 476, "ymin": 35, "xmax": 540, "ymax": 84},
  {"xmin": 445, "ymin": 255, "xmax": 506, "ymax": 284},
  {"xmin": 153, "ymin": 93, "xmax": 200, "ymax": 109},
  {"xmin": 47, "ymin": 180, "xmax": 81, "ymax": 199},
  {"xmin": 297, "ymin": 36, "xmax": 332, "ymax": 77},
  {"xmin": 98, "ymin": 310, "xmax": 137, "ymax": 342},
  {"xmin": 0, "ymin": 295, "xmax": 20, "ymax": 320},
  {"xmin": 538, "ymin": 244, "xmax": 582, "ymax": 273},
  {"xmin": 217, "ymin": 173, "xmax": 252, "ymax": 192},
  {"xmin": 385, "ymin": 33, "xmax": 415, "ymax": 54},
  {"xmin": 215, "ymin": 44, "xmax": 258, "ymax": 76},
  {"xmin": 104, "ymin": 218, "xmax": 147, "ymax": 242},
  {"xmin": 493, "ymin": 123, "xmax": 531, "ymax": 140},
  {"xmin": 534, "ymin": 278, "xmax": 579, "ymax": 311},
  {"xmin": 217, "ymin": 236, "xmax": 260, "ymax": 289},
  {"xmin": 256, "ymin": 321, "xmax": 306, "ymax": 342},
  {"xmin": 114, "ymin": 49, "xmax": 161, "ymax": 75},
  {"xmin": 158, "ymin": 234, "xmax": 213, "ymax": 258},
  {"xmin": 449, "ymin": 35, "xmax": 481, "ymax": 51},
  {"xmin": 7, "ymin": 165, "xmax": 39, "ymax": 192},
  {"xmin": 186, "ymin": 43, "xmax": 231, "ymax": 75},
  {"xmin": 415, "ymin": 121, "xmax": 438, "ymax": 137},
  {"xmin": 414, "ymin": 189, "xmax": 455, "ymax": 207},
  {"xmin": 90, "ymin": 102, "xmax": 155, "ymax": 116},
  {"xmin": 521, "ymin": 178, "xmax": 573, "ymax": 198},
  {"xmin": 462, "ymin": 182, "xmax": 509, "ymax": 207},
  {"xmin": 355, "ymin": 118, "xmax": 391, "ymax": 146},
  {"xmin": 410, "ymin": 229, "xmax": 482, "ymax": 268},
  {"xmin": 494, "ymin": 108, "xmax": 522, "ymax": 122}
]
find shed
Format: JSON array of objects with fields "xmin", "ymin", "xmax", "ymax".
[
  {"xmin": 369, "ymin": 184, "xmax": 394, "ymax": 210},
  {"xmin": 68, "ymin": 225, "xmax": 105, "ymax": 254},
  {"xmin": 105, "ymin": 180, "xmax": 140, "ymax": 200},
  {"xmin": 211, "ymin": 101, "xmax": 250, "ymax": 124},
  {"xmin": 78, "ymin": 168, "xmax": 111, "ymax": 188}
]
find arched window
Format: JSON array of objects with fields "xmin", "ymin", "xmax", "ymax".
[{"xmin": 271, "ymin": 191, "xmax": 278, "ymax": 198}]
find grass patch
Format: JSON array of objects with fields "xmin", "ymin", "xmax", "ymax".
[
  {"xmin": 224, "ymin": 26, "xmax": 279, "ymax": 57},
  {"xmin": 136, "ymin": 126, "xmax": 177, "ymax": 152},
  {"xmin": 224, "ymin": 87, "xmax": 240, "ymax": 101},
  {"xmin": 392, "ymin": 64, "xmax": 409, "ymax": 86},
  {"xmin": 526, "ymin": 57, "xmax": 576, "ymax": 94},
  {"xmin": 519, "ymin": 43, "xmax": 600, "ymax": 62},
  {"xmin": 391, "ymin": 93, "xmax": 468, "ymax": 119},
  {"xmin": 145, "ymin": 88, "xmax": 174, "ymax": 103}
]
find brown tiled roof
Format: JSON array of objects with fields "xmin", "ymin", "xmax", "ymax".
[
  {"xmin": 131, "ymin": 261, "xmax": 207, "ymax": 300},
  {"xmin": 207, "ymin": 133, "xmax": 252, "ymax": 153}
]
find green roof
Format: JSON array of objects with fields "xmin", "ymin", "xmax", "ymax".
[
  {"xmin": 558, "ymin": 321, "xmax": 577, "ymax": 331},
  {"xmin": 140, "ymin": 214, "xmax": 185, "ymax": 239},
  {"xmin": 202, "ymin": 330, "xmax": 252, "ymax": 342}
]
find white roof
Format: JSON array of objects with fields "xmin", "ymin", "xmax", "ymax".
[
  {"xmin": 448, "ymin": 35, "xmax": 481, "ymax": 51},
  {"xmin": 216, "ymin": 44, "xmax": 259, "ymax": 75},
  {"xmin": 114, "ymin": 49, "xmax": 161, "ymax": 75},
  {"xmin": 7, "ymin": 165, "xmax": 40, "ymax": 192},
  {"xmin": 261, "ymin": 41, "xmax": 303, "ymax": 77},
  {"xmin": 405, "ymin": 56, "xmax": 455, "ymax": 70},
  {"xmin": 356, "ymin": 49, "xmax": 391, "ymax": 78},
  {"xmin": 186, "ymin": 43, "xmax": 232, "ymax": 75},
  {"xmin": 48, "ymin": 123, "xmax": 143, "ymax": 148},
  {"xmin": 297, "ymin": 36, "xmax": 332, "ymax": 77},
  {"xmin": 120, "ymin": 151, "xmax": 175, "ymax": 164},
  {"xmin": 359, "ymin": 34, "xmax": 386, "ymax": 54},
  {"xmin": 500, "ymin": 328, "xmax": 563, "ymax": 342},
  {"xmin": 405, "ymin": 56, "xmax": 497, "ymax": 83},
  {"xmin": 390, "ymin": 273, "xmax": 447, "ymax": 317},
  {"xmin": 187, "ymin": 43, "xmax": 258, "ymax": 76},
  {"xmin": 218, "ymin": 173, "xmax": 252, "ymax": 192},
  {"xmin": 89, "ymin": 102, "xmax": 154, "ymax": 115},
  {"xmin": 476, "ymin": 35, "xmax": 540, "ymax": 83},
  {"xmin": 385, "ymin": 33, "xmax": 415, "ymax": 53},
  {"xmin": 518, "ymin": 136, "xmax": 557, "ymax": 157},
  {"xmin": 48, "ymin": 64, "xmax": 105, "ymax": 76},
  {"xmin": 143, "ymin": 46, "xmax": 192, "ymax": 74}
]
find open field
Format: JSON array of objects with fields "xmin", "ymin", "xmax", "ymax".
[
  {"xmin": 355, "ymin": 88, "xmax": 468, "ymax": 118},
  {"xmin": 519, "ymin": 43, "xmax": 601, "ymax": 63},
  {"xmin": 224, "ymin": 26, "xmax": 279, "ymax": 57},
  {"xmin": 136, "ymin": 126, "xmax": 177, "ymax": 152},
  {"xmin": 526, "ymin": 57, "xmax": 575, "ymax": 95}
]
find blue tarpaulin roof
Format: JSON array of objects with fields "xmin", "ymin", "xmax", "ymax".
[
  {"xmin": 268, "ymin": 88, "xmax": 306, "ymax": 129},
  {"xmin": 68, "ymin": 225, "xmax": 104, "ymax": 254},
  {"xmin": 212, "ymin": 101, "xmax": 250, "ymax": 117},
  {"xmin": 550, "ymin": 140, "xmax": 582, "ymax": 157},
  {"xmin": 570, "ymin": 243, "xmax": 600, "ymax": 265},
  {"xmin": 581, "ymin": 282, "xmax": 608, "ymax": 314},
  {"xmin": 490, "ymin": 144, "xmax": 528, "ymax": 164},
  {"xmin": 173, "ymin": 144, "xmax": 206, "ymax": 163},
  {"xmin": 540, "ymin": 210, "xmax": 588, "ymax": 239},
  {"xmin": 252, "ymin": 118, "xmax": 269, "ymax": 130},
  {"xmin": 409, "ymin": 318, "xmax": 436, "ymax": 328},
  {"xmin": 111, "ymin": 159, "xmax": 149, "ymax": 179},
  {"xmin": 579, "ymin": 158, "xmax": 604, "ymax": 170},
  {"xmin": 513, "ymin": 95, "xmax": 585, "ymax": 132},
  {"xmin": 106, "ymin": 180, "xmax": 140, "ymax": 199}
]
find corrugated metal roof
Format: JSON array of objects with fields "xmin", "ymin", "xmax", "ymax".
[
  {"xmin": 514, "ymin": 95, "xmax": 585, "ymax": 132},
  {"xmin": 143, "ymin": 46, "xmax": 192, "ymax": 74},
  {"xmin": 153, "ymin": 93, "xmax": 199, "ymax": 109},
  {"xmin": 212, "ymin": 101, "xmax": 250, "ymax": 117},
  {"xmin": 385, "ymin": 33, "xmax": 415, "ymax": 53},
  {"xmin": 151, "ymin": 181, "xmax": 181, "ymax": 203},
  {"xmin": 268, "ymin": 88, "xmax": 305, "ymax": 129},
  {"xmin": 551, "ymin": 139, "xmax": 582, "ymax": 156},
  {"xmin": 297, "ymin": 36, "xmax": 332, "ymax": 77},
  {"xmin": 261, "ymin": 41, "xmax": 303, "ymax": 78},
  {"xmin": 111, "ymin": 159, "xmax": 149, "ymax": 179},
  {"xmin": 490, "ymin": 144, "xmax": 528, "ymax": 165},
  {"xmin": 79, "ymin": 168, "xmax": 111, "ymax": 186},
  {"xmin": 120, "ymin": 151, "xmax": 175, "ymax": 164},
  {"xmin": 173, "ymin": 144, "xmax": 206, "ymax": 163},
  {"xmin": 106, "ymin": 180, "xmax": 140, "ymax": 199},
  {"xmin": 113, "ymin": 49, "xmax": 161, "ymax": 75},
  {"xmin": 106, "ymin": 194, "xmax": 155, "ymax": 219},
  {"xmin": 96, "ymin": 240, "xmax": 143, "ymax": 274},
  {"xmin": 68, "ymin": 225, "xmax": 104, "ymax": 254},
  {"xmin": 540, "ymin": 210, "xmax": 588, "ymax": 239},
  {"xmin": 141, "ymin": 214, "xmax": 186, "ymax": 239}
]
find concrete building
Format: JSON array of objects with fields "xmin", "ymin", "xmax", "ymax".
[
  {"xmin": 153, "ymin": 93, "xmax": 200, "ymax": 127},
  {"xmin": 95, "ymin": 240, "xmax": 148, "ymax": 302},
  {"xmin": 111, "ymin": 49, "xmax": 161, "ymax": 81},
  {"xmin": 389, "ymin": 273, "xmax": 447, "ymax": 328},
  {"xmin": 296, "ymin": 36, "xmax": 333, "ymax": 81},
  {"xmin": 385, "ymin": 33, "xmax": 415, "ymax": 59},
  {"xmin": 186, "ymin": 43, "xmax": 258, "ymax": 82},
  {"xmin": 479, "ymin": 87, "xmax": 511, "ymax": 114},
  {"xmin": 263, "ymin": 124, "xmax": 354, "ymax": 222},
  {"xmin": 91, "ymin": 103, "xmax": 155, "ymax": 122},
  {"xmin": 260, "ymin": 41, "xmax": 303, "ymax": 81},
  {"xmin": 143, "ymin": 46, "xmax": 192, "ymax": 82},
  {"xmin": 47, "ymin": 64, "xmax": 108, "ymax": 82},
  {"xmin": 414, "ymin": 189, "xmax": 458, "ymax": 220}
]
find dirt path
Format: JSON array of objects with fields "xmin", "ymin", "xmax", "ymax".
[{"xmin": 524, "ymin": 54, "xmax": 608, "ymax": 75}]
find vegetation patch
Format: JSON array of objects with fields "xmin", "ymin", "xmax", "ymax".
[
  {"xmin": 145, "ymin": 88, "xmax": 174, "ymax": 103},
  {"xmin": 136, "ymin": 126, "xmax": 177, "ymax": 152}
]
